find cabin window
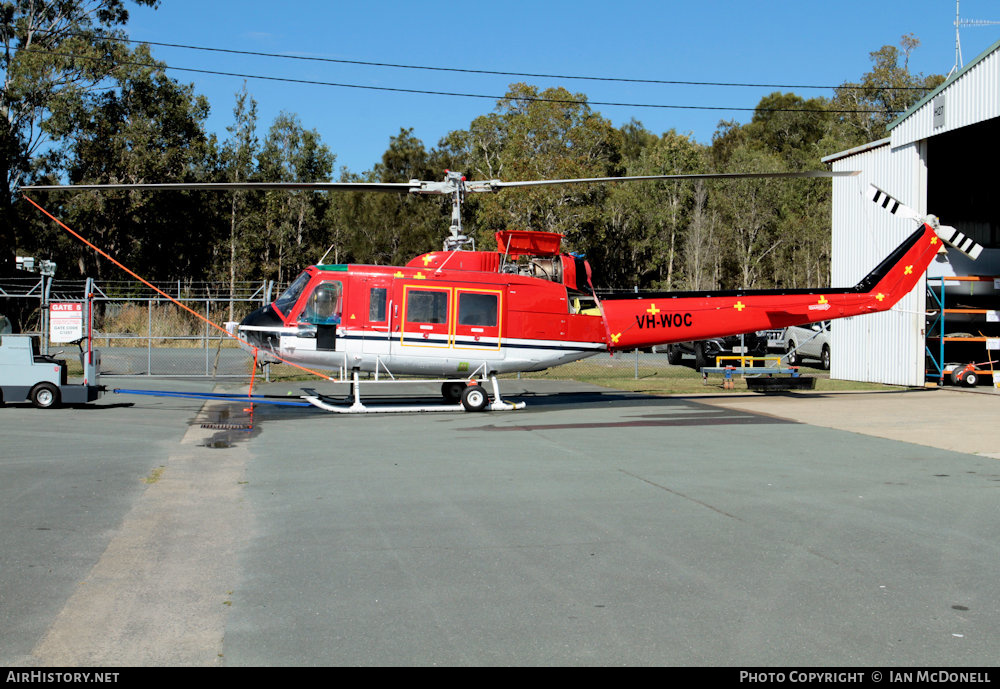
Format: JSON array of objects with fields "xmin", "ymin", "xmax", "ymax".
[
  {"xmin": 458, "ymin": 292, "xmax": 497, "ymax": 326},
  {"xmin": 299, "ymin": 281, "xmax": 343, "ymax": 325},
  {"xmin": 405, "ymin": 290, "xmax": 448, "ymax": 324},
  {"xmin": 369, "ymin": 287, "xmax": 387, "ymax": 322}
]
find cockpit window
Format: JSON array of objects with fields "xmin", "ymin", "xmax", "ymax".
[
  {"xmin": 299, "ymin": 281, "xmax": 343, "ymax": 325},
  {"xmin": 274, "ymin": 271, "xmax": 312, "ymax": 316}
]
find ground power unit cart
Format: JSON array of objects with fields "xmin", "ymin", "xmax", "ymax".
[{"xmin": 0, "ymin": 335, "xmax": 102, "ymax": 408}]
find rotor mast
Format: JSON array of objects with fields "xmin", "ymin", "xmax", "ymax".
[{"xmin": 411, "ymin": 170, "xmax": 493, "ymax": 251}]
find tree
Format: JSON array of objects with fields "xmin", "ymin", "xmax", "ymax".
[
  {"xmin": 257, "ymin": 111, "xmax": 334, "ymax": 281},
  {"xmin": 708, "ymin": 143, "xmax": 785, "ymax": 290},
  {"xmin": 461, "ymin": 83, "xmax": 622, "ymax": 253},
  {"xmin": 29, "ymin": 44, "xmax": 214, "ymax": 281},
  {"xmin": 2, "ymin": 0, "xmax": 158, "ymax": 273},
  {"xmin": 331, "ymin": 128, "xmax": 444, "ymax": 266},
  {"xmin": 218, "ymin": 83, "xmax": 260, "ymax": 305},
  {"xmin": 832, "ymin": 34, "xmax": 944, "ymax": 144},
  {"xmin": 599, "ymin": 130, "xmax": 708, "ymax": 289}
]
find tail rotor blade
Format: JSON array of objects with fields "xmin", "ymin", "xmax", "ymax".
[
  {"xmin": 866, "ymin": 184, "xmax": 923, "ymax": 221},
  {"xmin": 866, "ymin": 185, "xmax": 983, "ymax": 260},
  {"xmin": 935, "ymin": 225, "xmax": 984, "ymax": 260}
]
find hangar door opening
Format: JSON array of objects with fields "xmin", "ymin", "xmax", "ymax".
[
  {"xmin": 925, "ymin": 116, "xmax": 1000, "ymax": 384},
  {"xmin": 927, "ymin": 117, "xmax": 1000, "ymax": 251}
]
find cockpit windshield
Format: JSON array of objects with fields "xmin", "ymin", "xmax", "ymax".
[{"xmin": 273, "ymin": 271, "xmax": 312, "ymax": 316}]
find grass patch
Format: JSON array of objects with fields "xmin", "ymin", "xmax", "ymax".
[
  {"xmin": 511, "ymin": 359, "xmax": 901, "ymax": 396},
  {"xmin": 142, "ymin": 466, "xmax": 165, "ymax": 484}
]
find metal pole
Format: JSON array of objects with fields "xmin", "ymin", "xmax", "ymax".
[
  {"xmin": 205, "ymin": 299, "xmax": 210, "ymax": 376},
  {"xmin": 41, "ymin": 275, "xmax": 49, "ymax": 354},
  {"xmin": 147, "ymin": 298, "xmax": 153, "ymax": 376}
]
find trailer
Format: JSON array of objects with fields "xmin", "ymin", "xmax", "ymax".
[{"xmin": 0, "ymin": 335, "xmax": 102, "ymax": 408}]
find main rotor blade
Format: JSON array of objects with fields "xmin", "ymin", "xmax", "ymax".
[
  {"xmin": 21, "ymin": 181, "xmax": 418, "ymax": 193},
  {"xmin": 475, "ymin": 169, "xmax": 860, "ymax": 192},
  {"xmin": 23, "ymin": 170, "xmax": 859, "ymax": 195}
]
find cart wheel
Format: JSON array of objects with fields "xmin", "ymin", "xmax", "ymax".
[
  {"xmin": 30, "ymin": 383, "xmax": 60, "ymax": 409},
  {"xmin": 461, "ymin": 384, "xmax": 489, "ymax": 412},
  {"xmin": 960, "ymin": 369, "xmax": 978, "ymax": 387}
]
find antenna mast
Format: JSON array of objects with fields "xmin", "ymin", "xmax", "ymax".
[{"xmin": 950, "ymin": 0, "xmax": 1000, "ymax": 77}]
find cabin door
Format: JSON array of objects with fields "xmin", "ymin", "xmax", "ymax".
[{"xmin": 361, "ymin": 277, "xmax": 393, "ymax": 357}]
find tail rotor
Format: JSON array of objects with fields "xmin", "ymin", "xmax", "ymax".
[{"xmin": 866, "ymin": 184, "xmax": 983, "ymax": 260}]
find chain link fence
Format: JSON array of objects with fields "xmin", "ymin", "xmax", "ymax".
[{"xmin": 1, "ymin": 277, "xmax": 274, "ymax": 378}]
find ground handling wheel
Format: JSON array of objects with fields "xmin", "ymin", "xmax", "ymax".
[
  {"xmin": 461, "ymin": 384, "xmax": 489, "ymax": 412},
  {"xmin": 441, "ymin": 381, "xmax": 466, "ymax": 403}
]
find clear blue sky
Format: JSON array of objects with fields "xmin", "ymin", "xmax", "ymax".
[{"xmin": 125, "ymin": 0, "xmax": 999, "ymax": 176}]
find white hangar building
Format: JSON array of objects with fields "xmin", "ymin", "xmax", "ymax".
[{"xmin": 823, "ymin": 38, "xmax": 1000, "ymax": 387}]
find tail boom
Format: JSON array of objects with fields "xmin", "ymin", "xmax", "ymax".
[{"xmin": 599, "ymin": 224, "xmax": 939, "ymax": 351}]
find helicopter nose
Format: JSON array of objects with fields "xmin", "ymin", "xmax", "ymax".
[{"xmin": 239, "ymin": 304, "xmax": 284, "ymax": 349}]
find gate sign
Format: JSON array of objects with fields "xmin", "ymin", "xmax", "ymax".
[{"xmin": 49, "ymin": 302, "xmax": 84, "ymax": 343}]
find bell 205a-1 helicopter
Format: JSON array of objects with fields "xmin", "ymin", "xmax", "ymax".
[{"xmin": 23, "ymin": 171, "xmax": 981, "ymax": 413}]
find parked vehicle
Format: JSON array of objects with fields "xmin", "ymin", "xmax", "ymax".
[
  {"xmin": 665, "ymin": 332, "xmax": 768, "ymax": 369},
  {"xmin": 763, "ymin": 329, "xmax": 786, "ymax": 352},
  {"xmin": 782, "ymin": 321, "xmax": 831, "ymax": 369}
]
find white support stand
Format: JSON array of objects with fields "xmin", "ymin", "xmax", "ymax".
[
  {"xmin": 489, "ymin": 374, "xmax": 526, "ymax": 411},
  {"xmin": 300, "ymin": 371, "xmax": 525, "ymax": 414}
]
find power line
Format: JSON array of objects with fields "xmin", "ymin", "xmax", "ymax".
[
  {"xmin": 14, "ymin": 47, "xmax": 904, "ymax": 115},
  {"xmin": 28, "ymin": 27, "xmax": 930, "ymax": 93}
]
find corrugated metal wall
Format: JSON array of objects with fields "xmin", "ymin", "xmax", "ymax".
[
  {"xmin": 826, "ymin": 41, "xmax": 1000, "ymax": 387},
  {"xmin": 892, "ymin": 42, "xmax": 1000, "ymax": 147},
  {"xmin": 829, "ymin": 141, "xmax": 928, "ymax": 386}
]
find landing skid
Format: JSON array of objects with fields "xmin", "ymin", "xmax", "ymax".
[{"xmin": 300, "ymin": 371, "xmax": 526, "ymax": 414}]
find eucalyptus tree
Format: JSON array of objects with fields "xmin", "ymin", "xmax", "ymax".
[
  {"xmin": 2, "ymin": 0, "xmax": 157, "ymax": 273},
  {"xmin": 257, "ymin": 111, "xmax": 334, "ymax": 282},
  {"xmin": 331, "ymin": 128, "xmax": 444, "ymax": 267},
  {"xmin": 462, "ymin": 83, "xmax": 622, "ymax": 255},
  {"xmin": 832, "ymin": 34, "xmax": 944, "ymax": 144},
  {"xmin": 33, "ymin": 44, "xmax": 214, "ymax": 281}
]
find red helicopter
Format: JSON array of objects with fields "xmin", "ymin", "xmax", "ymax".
[{"xmin": 23, "ymin": 172, "xmax": 982, "ymax": 413}]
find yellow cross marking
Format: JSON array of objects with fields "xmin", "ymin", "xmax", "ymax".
[
  {"xmin": 611, "ymin": 332, "xmax": 621, "ymax": 343},
  {"xmin": 350, "ymin": 314, "xmax": 356, "ymax": 320},
  {"xmin": 422, "ymin": 253, "xmax": 437, "ymax": 266},
  {"xmin": 904, "ymin": 265, "xmax": 913, "ymax": 275},
  {"xmin": 394, "ymin": 271, "xmax": 404, "ymax": 278},
  {"xmin": 930, "ymin": 236, "xmax": 939, "ymax": 244},
  {"xmin": 817, "ymin": 296, "xmax": 828, "ymax": 305},
  {"xmin": 734, "ymin": 301, "xmax": 746, "ymax": 311},
  {"xmin": 646, "ymin": 304, "xmax": 660, "ymax": 315},
  {"xmin": 876, "ymin": 293, "xmax": 886, "ymax": 302},
  {"xmin": 415, "ymin": 272, "xmax": 426, "ymax": 280}
]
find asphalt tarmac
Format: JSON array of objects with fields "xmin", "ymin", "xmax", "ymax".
[{"xmin": 1, "ymin": 378, "xmax": 998, "ymax": 667}]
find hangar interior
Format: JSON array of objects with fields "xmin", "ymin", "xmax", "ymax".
[
  {"xmin": 928, "ymin": 117, "xmax": 1000, "ymax": 248},
  {"xmin": 925, "ymin": 117, "xmax": 1000, "ymax": 384}
]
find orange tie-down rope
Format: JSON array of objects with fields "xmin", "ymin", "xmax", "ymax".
[{"xmin": 22, "ymin": 195, "xmax": 339, "ymax": 387}]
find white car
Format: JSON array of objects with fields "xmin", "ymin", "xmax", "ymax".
[{"xmin": 782, "ymin": 321, "xmax": 831, "ymax": 369}]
